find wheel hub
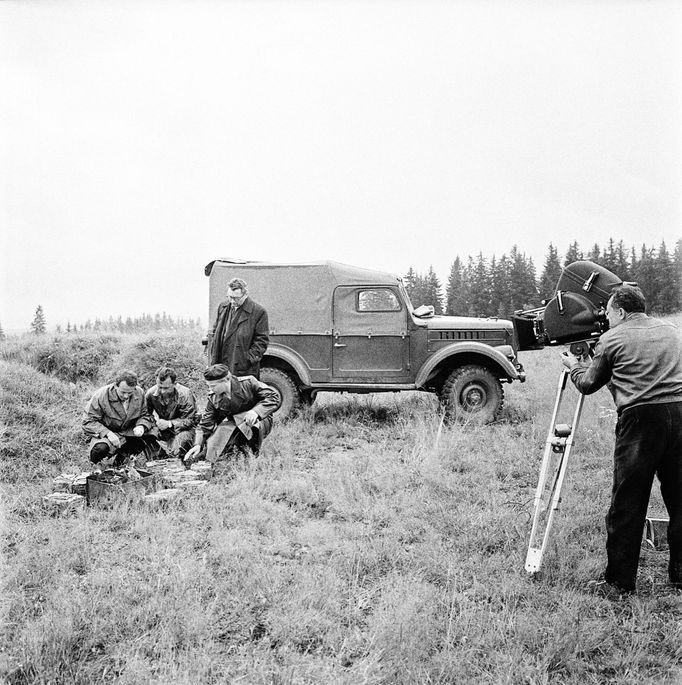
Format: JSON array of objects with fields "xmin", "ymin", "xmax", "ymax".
[{"xmin": 461, "ymin": 382, "xmax": 488, "ymax": 410}]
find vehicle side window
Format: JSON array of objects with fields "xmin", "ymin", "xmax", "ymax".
[{"xmin": 357, "ymin": 289, "xmax": 401, "ymax": 312}]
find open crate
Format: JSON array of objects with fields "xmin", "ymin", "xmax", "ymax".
[{"xmin": 86, "ymin": 469, "xmax": 156, "ymax": 506}]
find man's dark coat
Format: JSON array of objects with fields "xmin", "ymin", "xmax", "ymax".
[{"xmin": 209, "ymin": 297, "xmax": 269, "ymax": 378}]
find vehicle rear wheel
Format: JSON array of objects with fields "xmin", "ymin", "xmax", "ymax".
[
  {"xmin": 260, "ymin": 367, "xmax": 300, "ymax": 419},
  {"xmin": 441, "ymin": 365, "xmax": 503, "ymax": 424}
]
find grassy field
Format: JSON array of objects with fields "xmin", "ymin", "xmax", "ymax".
[{"xmin": 1, "ymin": 329, "xmax": 681, "ymax": 684}]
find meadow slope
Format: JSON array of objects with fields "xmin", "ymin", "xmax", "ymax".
[{"xmin": 1, "ymin": 330, "xmax": 681, "ymax": 684}]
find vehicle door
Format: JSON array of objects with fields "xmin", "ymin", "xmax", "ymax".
[{"xmin": 332, "ymin": 286, "xmax": 410, "ymax": 381}]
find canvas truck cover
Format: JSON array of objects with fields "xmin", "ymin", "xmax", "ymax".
[{"xmin": 205, "ymin": 259, "xmax": 402, "ymax": 335}]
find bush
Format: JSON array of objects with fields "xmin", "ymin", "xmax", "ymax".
[
  {"xmin": 98, "ymin": 331, "xmax": 207, "ymax": 393},
  {"xmin": 0, "ymin": 334, "xmax": 122, "ymax": 383},
  {"xmin": 1, "ymin": 331, "xmax": 207, "ymax": 393}
]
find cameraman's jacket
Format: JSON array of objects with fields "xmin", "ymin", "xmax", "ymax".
[
  {"xmin": 197, "ymin": 374, "xmax": 280, "ymax": 441},
  {"xmin": 570, "ymin": 314, "xmax": 682, "ymax": 412},
  {"xmin": 83, "ymin": 384, "xmax": 154, "ymax": 438}
]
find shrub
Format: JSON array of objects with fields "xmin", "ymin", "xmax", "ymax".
[
  {"xmin": 0, "ymin": 334, "xmax": 122, "ymax": 383},
  {"xmin": 99, "ymin": 331, "xmax": 207, "ymax": 392}
]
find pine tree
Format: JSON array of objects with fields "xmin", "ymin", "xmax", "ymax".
[
  {"xmin": 468, "ymin": 253, "xmax": 491, "ymax": 315},
  {"xmin": 30, "ymin": 305, "xmax": 46, "ymax": 335},
  {"xmin": 630, "ymin": 246, "xmax": 639, "ymax": 279},
  {"xmin": 634, "ymin": 244, "xmax": 657, "ymax": 312},
  {"xmin": 425, "ymin": 266, "xmax": 444, "ymax": 314},
  {"xmin": 66, "ymin": 321, "xmax": 72, "ymax": 333},
  {"xmin": 615, "ymin": 240, "xmax": 631, "ymax": 281},
  {"xmin": 445, "ymin": 258, "xmax": 468, "ymax": 315},
  {"xmin": 509, "ymin": 246, "xmax": 538, "ymax": 310},
  {"xmin": 654, "ymin": 241, "xmax": 674, "ymax": 314},
  {"xmin": 538, "ymin": 243, "xmax": 562, "ymax": 301},
  {"xmin": 490, "ymin": 254, "xmax": 513, "ymax": 317},
  {"xmin": 403, "ymin": 267, "xmax": 419, "ymax": 304},
  {"xmin": 673, "ymin": 239, "xmax": 682, "ymax": 313},
  {"xmin": 564, "ymin": 241, "xmax": 582, "ymax": 266},
  {"xmin": 602, "ymin": 238, "xmax": 617, "ymax": 273},
  {"xmin": 0, "ymin": 321, "xmax": 5, "ymax": 341}
]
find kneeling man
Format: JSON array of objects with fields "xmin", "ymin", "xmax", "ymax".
[
  {"xmin": 145, "ymin": 366, "xmax": 198, "ymax": 459},
  {"xmin": 184, "ymin": 364, "xmax": 280, "ymax": 464},
  {"xmin": 83, "ymin": 370, "xmax": 157, "ymax": 465}
]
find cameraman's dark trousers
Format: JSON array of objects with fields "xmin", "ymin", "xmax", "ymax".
[{"xmin": 605, "ymin": 401, "xmax": 682, "ymax": 592}]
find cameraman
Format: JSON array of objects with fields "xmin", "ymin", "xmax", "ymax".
[{"xmin": 561, "ymin": 284, "xmax": 682, "ymax": 595}]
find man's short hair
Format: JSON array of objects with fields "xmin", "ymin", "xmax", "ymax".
[
  {"xmin": 156, "ymin": 366, "xmax": 177, "ymax": 383},
  {"xmin": 227, "ymin": 277, "xmax": 247, "ymax": 293},
  {"xmin": 611, "ymin": 284, "xmax": 646, "ymax": 314},
  {"xmin": 204, "ymin": 364, "xmax": 231, "ymax": 381},
  {"xmin": 115, "ymin": 370, "xmax": 139, "ymax": 387}
]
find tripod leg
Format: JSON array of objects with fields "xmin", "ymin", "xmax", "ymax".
[{"xmin": 525, "ymin": 372, "xmax": 584, "ymax": 574}]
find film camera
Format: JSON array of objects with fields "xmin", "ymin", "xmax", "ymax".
[{"xmin": 513, "ymin": 260, "xmax": 626, "ymax": 356}]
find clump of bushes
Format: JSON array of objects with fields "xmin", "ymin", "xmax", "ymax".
[
  {"xmin": 0, "ymin": 334, "xmax": 122, "ymax": 383},
  {"xmin": 99, "ymin": 331, "xmax": 206, "ymax": 392},
  {"xmin": 1, "ymin": 331, "xmax": 207, "ymax": 392}
]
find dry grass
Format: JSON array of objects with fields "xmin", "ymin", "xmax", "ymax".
[{"xmin": 1, "ymin": 332, "xmax": 682, "ymax": 684}]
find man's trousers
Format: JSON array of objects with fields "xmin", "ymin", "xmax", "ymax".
[{"xmin": 605, "ymin": 401, "xmax": 682, "ymax": 591}]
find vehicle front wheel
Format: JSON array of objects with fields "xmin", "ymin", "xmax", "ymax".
[
  {"xmin": 440, "ymin": 365, "xmax": 503, "ymax": 424},
  {"xmin": 260, "ymin": 367, "xmax": 301, "ymax": 419}
]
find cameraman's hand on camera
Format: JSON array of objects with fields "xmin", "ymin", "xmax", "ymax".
[
  {"xmin": 561, "ymin": 351, "xmax": 579, "ymax": 371},
  {"xmin": 132, "ymin": 425, "xmax": 145, "ymax": 438}
]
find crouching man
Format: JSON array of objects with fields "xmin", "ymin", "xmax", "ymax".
[
  {"xmin": 83, "ymin": 370, "xmax": 157, "ymax": 466},
  {"xmin": 145, "ymin": 366, "xmax": 198, "ymax": 460},
  {"xmin": 184, "ymin": 364, "xmax": 280, "ymax": 465}
]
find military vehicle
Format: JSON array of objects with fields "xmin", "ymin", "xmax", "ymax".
[{"xmin": 204, "ymin": 259, "xmax": 525, "ymax": 422}]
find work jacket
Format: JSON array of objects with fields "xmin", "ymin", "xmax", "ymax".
[
  {"xmin": 197, "ymin": 374, "xmax": 280, "ymax": 441},
  {"xmin": 208, "ymin": 297, "xmax": 269, "ymax": 377},
  {"xmin": 570, "ymin": 314, "xmax": 682, "ymax": 412},
  {"xmin": 145, "ymin": 383, "xmax": 197, "ymax": 432},
  {"xmin": 82, "ymin": 384, "xmax": 153, "ymax": 438}
]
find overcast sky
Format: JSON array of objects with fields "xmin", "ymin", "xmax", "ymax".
[{"xmin": 1, "ymin": 0, "xmax": 680, "ymax": 332}]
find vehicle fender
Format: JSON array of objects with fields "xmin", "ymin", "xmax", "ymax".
[
  {"xmin": 414, "ymin": 342, "xmax": 519, "ymax": 387},
  {"xmin": 261, "ymin": 343, "xmax": 312, "ymax": 386}
]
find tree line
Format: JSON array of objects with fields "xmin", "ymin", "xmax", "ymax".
[
  {"xmin": 3, "ymin": 238, "xmax": 678, "ymax": 340},
  {"xmin": 9, "ymin": 308, "xmax": 202, "ymax": 337},
  {"xmin": 404, "ymin": 238, "xmax": 682, "ymax": 318}
]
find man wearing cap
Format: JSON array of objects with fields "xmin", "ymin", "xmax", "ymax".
[
  {"xmin": 184, "ymin": 364, "xmax": 280, "ymax": 465},
  {"xmin": 145, "ymin": 366, "xmax": 198, "ymax": 460},
  {"xmin": 83, "ymin": 370, "xmax": 157, "ymax": 465},
  {"xmin": 208, "ymin": 277, "xmax": 269, "ymax": 379}
]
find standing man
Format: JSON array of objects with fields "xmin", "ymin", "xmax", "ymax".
[
  {"xmin": 83, "ymin": 370, "xmax": 157, "ymax": 465},
  {"xmin": 184, "ymin": 364, "xmax": 280, "ymax": 465},
  {"xmin": 208, "ymin": 277, "xmax": 269, "ymax": 378},
  {"xmin": 145, "ymin": 366, "xmax": 198, "ymax": 460},
  {"xmin": 561, "ymin": 284, "xmax": 682, "ymax": 595}
]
